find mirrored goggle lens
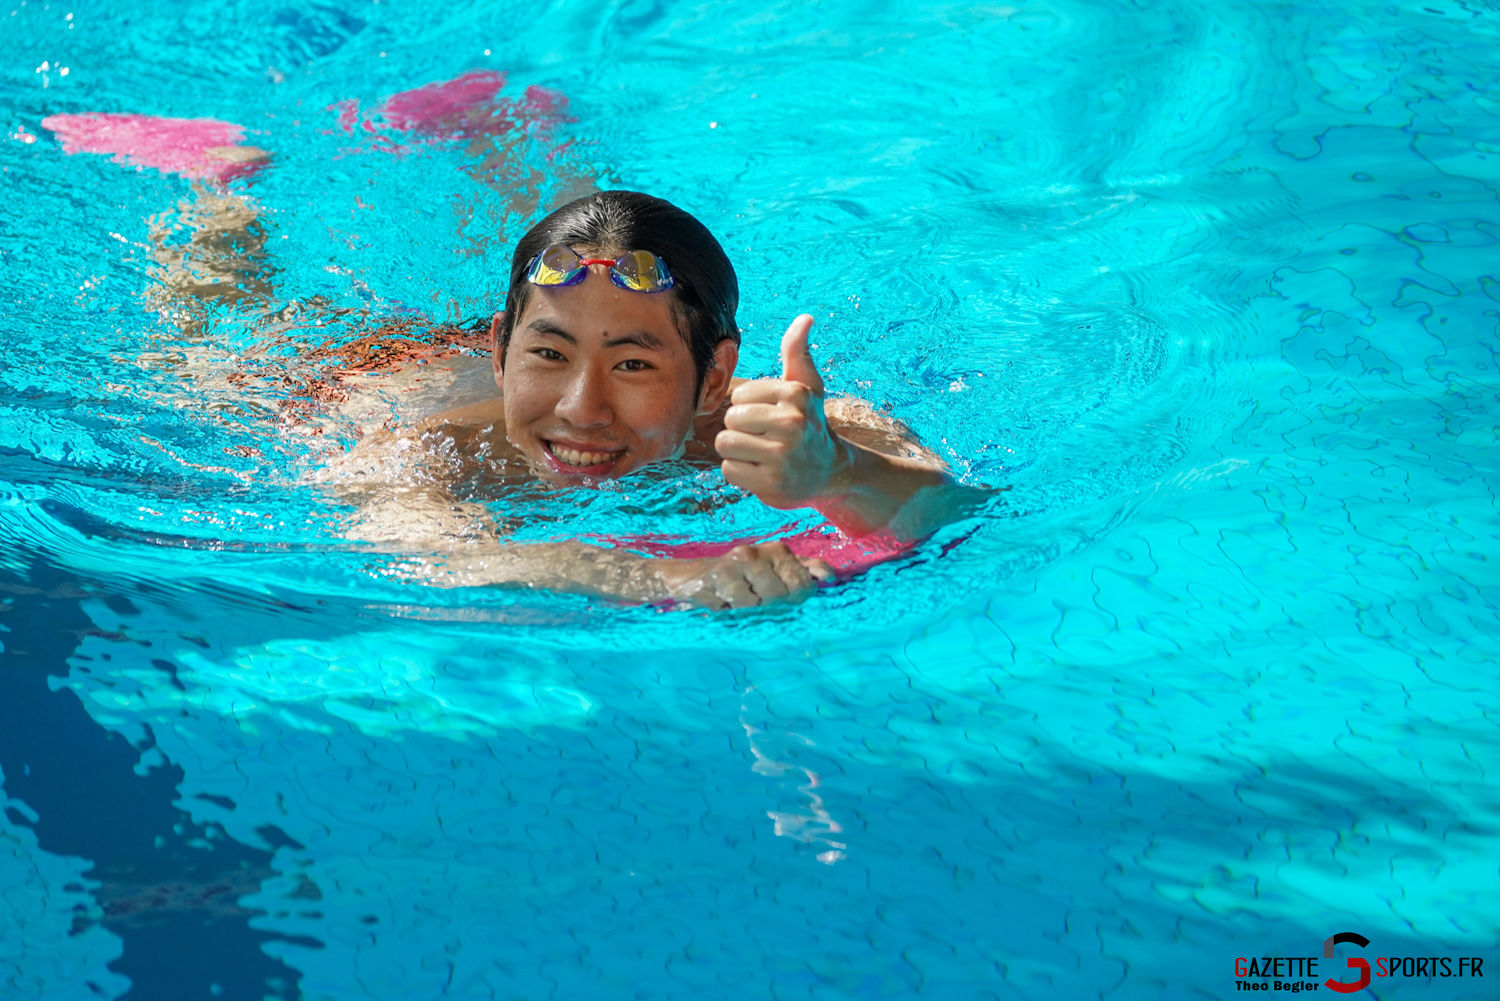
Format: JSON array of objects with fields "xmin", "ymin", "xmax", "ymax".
[
  {"xmin": 528, "ymin": 245, "xmax": 585, "ymax": 286},
  {"xmin": 610, "ymin": 249, "xmax": 674, "ymax": 293}
]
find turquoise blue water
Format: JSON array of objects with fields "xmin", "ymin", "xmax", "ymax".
[{"xmin": 3, "ymin": 0, "xmax": 1499, "ymax": 998}]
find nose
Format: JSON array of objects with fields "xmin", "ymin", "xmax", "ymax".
[{"xmin": 554, "ymin": 362, "xmax": 613, "ymax": 428}]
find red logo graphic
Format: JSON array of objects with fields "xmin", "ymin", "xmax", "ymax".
[{"xmin": 1324, "ymin": 932, "xmax": 1372, "ymax": 994}]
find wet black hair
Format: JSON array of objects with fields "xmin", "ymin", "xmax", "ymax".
[{"xmin": 497, "ymin": 190, "xmax": 740, "ymax": 391}]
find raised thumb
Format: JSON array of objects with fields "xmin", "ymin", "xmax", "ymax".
[{"xmin": 779, "ymin": 314, "xmax": 824, "ymax": 395}]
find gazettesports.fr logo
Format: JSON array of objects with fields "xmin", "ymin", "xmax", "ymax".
[{"xmin": 1233, "ymin": 932, "xmax": 1486, "ymax": 993}]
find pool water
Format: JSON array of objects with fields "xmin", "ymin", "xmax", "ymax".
[{"xmin": 3, "ymin": 0, "xmax": 1498, "ymax": 998}]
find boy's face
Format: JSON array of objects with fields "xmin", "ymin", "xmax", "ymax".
[{"xmin": 494, "ymin": 265, "xmax": 736, "ymax": 484}]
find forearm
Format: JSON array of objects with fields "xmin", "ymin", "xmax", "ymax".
[
  {"xmin": 335, "ymin": 486, "xmax": 674, "ymax": 601},
  {"xmin": 430, "ymin": 539, "xmax": 831, "ymax": 611},
  {"xmin": 814, "ymin": 437, "xmax": 983, "ymax": 541},
  {"xmin": 437, "ymin": 541, "xmax": 672, "ymax": 602}
]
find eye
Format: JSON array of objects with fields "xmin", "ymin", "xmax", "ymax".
[
  {"xmin": 532, "ymin": 347, "xmax": 566, "ymax": 362},
  {"xmin": 616, "ymin": 358, "xmax": 653, "ymax": 372}
]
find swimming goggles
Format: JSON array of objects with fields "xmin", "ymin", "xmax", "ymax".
[{"xmin": 525, "ymin": 244, "xmax": 675, "ymax": 294}]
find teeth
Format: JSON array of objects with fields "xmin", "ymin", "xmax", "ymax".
[{"xmin": 548, "ymin": 442, "xmax": 618, "ymax": 468}]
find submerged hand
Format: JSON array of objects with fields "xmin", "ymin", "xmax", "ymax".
[
  {"xmin": 657, "ymin": 542, "xmax": 835, "ymax": 610},
  {"xmin": 716, "ymin": 315, "xmax": 846, "ymax": 510}
]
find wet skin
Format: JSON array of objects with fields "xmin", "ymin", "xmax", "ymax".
[
  {"xmin": 398, "ymin": 261, "xmax": 975, "ymax": 608},
  {"xmin": 467, "ymin": 262, "xmax": 834, "ymax": 607},
  {"xmin": 495, "ymin": 262, "xmax": 738, "ymax": 483}
]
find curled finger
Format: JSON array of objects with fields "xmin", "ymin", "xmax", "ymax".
[
  {"xmin": 799, "ymin": 557, "xmax": 836, "ymax": 583},
  {"xmin": 720, "ymin": 458, "xmax": 773, "ymax": 494},
  {"xmin": 730, "ymin": 379, "xmax": 807, "ymax": 407},
  {"xmin": 714, "ymin": 429, "xmax": 784, "ymax": 464},
  {"xmin": 741, "ymin": 556, "xmax": 791, "ymax": 600},
  {"xmin": 714, "ymin": 574, "xmax": 760, "ymax": 609},
  {"xmin": 766, "ymin": 544, "xmax": 815, "ymax": 594},
  {"xmin": 722, "ymin": 402, "xmax": 786, "ymax": 435}
]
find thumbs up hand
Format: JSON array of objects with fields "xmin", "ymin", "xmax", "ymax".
[{"xmin": 715, "ymin": 314, "xmax": 848, "ymax": 510}]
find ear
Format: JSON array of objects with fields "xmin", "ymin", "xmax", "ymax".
[
  {"xmin": 695, "ymin": 338, "xmax": 739, "ymax": 415},
  {"xmin": 490, "ymin": 311, "xmax": 505, "ymax": 390}
]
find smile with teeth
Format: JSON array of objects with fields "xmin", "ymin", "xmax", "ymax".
[{"xmin": 546, "ymin": 441, "xmax": 622, "ymax": 468}]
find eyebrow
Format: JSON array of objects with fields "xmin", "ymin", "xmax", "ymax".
[
  {"xmin": 525, "ymin": 318, "xmax": 666, "ymax": 351},
  {"xmin": 604, "ymin": 329, "xmax": 666, "ymax": 351},
  {"xmin": 527, "ymin": 318, "xmax": 576, "ymax": 344}
]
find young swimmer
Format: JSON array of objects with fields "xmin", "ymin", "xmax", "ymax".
[
  {"xmin": 41, "ymin": 99, "xmax": 981, "ymax": 608},
  {"xmin": 347, "ymin": 190, "xmax": 985, "ymax": 609}
]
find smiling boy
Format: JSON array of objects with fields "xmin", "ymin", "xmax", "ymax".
[{"xmin": 354, "ymin": 191, "xmax": 981, "ymax": 608}]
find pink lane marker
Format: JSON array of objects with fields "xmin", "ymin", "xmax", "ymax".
[{"xmin": 39, "ymin": 112, "xmax": 269, "ymax": 182}]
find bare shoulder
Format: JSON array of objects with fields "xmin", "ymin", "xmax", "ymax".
[
  {"xmin": 415, "ymin": 396, "xmax": 507, "ymax": 432},
  {"xmin": 323, "ymin": 395, "xmax": 512, "ymax": 484},
  {"xmin": 823, "ymin": 395, "xmax": 946, "ymax": 468}
]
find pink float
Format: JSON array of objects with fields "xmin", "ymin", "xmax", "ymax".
[{"xmin": 605, "ymin": 528, "xmax": 915, "ymax": 578}]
